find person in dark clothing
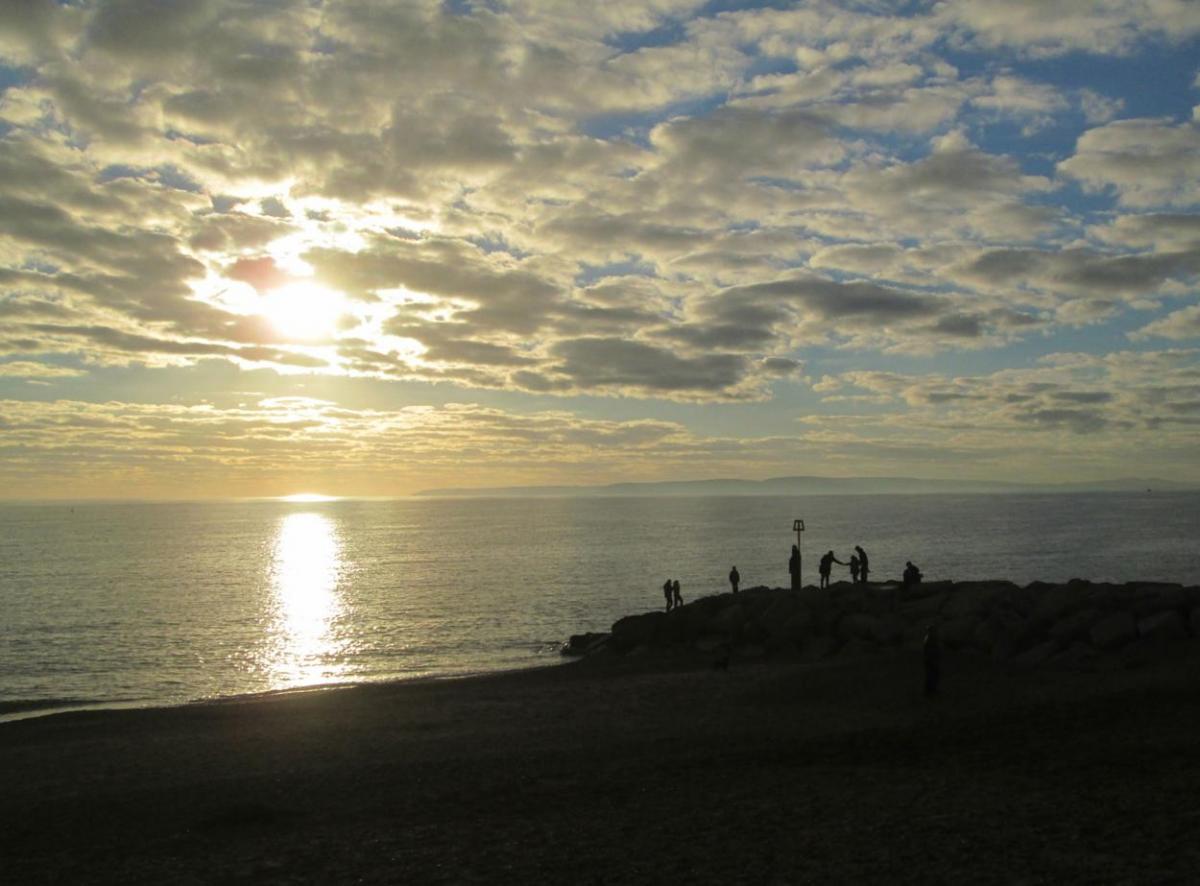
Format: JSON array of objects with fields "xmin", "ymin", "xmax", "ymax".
[
  {"xmin": 788, "ymin": 545, "xmax": 801, "ymax": 591},
  {"xmin": 854, "ymin": 545, "xmax": 869, "ymax": 583},
  {"xmin": 902, "ymin": 560, "xmax": 923, "ymax": 590},
  {"xmin": 818, "ymin": 550, "xmax": 844, "ymax": 589},
  {"xmin": 849, "ymin": 555, "xmax": 861, "ymax": 584},
  {"xmin": 672, "ymin": 579, "xmax": 683, "ymax": 609},
  {"xmin": 923, "ymin": 623, "xmax": 941, "ymax": 697},
  {"xmin": 663, "ymin": 579, "xmax": 674, "ymax": 611},
  {"xmin": 729, "ymin": 565, "xmax": 740, "ymax": 594}
]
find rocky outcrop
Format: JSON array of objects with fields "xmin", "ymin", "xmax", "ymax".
[{"xmin": 565, "ymin": 579, "xmax": 1200, "ymax": 671}]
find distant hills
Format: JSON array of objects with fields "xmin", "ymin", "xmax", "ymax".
[{"xmin": 418, "ymin": 475, "xmax": 1193, "ymax": 498}]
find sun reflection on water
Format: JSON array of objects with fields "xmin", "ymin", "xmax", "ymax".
[{"xmin": 264, "ymin": 511, "xmax": 347, "ymax": 688}]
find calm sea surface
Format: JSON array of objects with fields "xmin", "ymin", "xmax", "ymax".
[{"xmin": 1, "ymin": 492, "xmax": 1197, "ymax": 717}]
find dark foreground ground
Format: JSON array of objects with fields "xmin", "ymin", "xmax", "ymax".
[{"xmin": 3, "ymin": 646, "xmax": 1200, "ymax": 884}]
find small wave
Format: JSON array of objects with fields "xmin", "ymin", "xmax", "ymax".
[{"xmin": 0, "ymin": 697, "xmax": 96, "ymax": 715}]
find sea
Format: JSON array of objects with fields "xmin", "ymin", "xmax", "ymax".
[{"xmin": 1, "ymin": 492, "xmax": 1197, "ymax": 719}]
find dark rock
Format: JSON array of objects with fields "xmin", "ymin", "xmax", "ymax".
[
  {"xmin": 800, "ymin": 635, "xmax": 838, "ymax": 662},
  {"xmin": 1029, "ymin": 583, "xmax": 1084, "ymax": 625},
  {"xmin": 940, "ymin": 616, "xmax": 978, "ymax": 650},
  {"xmin": 1129, "ymin": 586, "xmax": 1188, "ymax": 619},
  {"xmin": 1089, "ymin": 612, "xmax": 1137, "ymax": 651},
  {"xmin": 709, "ymin": 602, "xmax": 746, "ymax": 635},
  {"xmin": 1048, "ymin": 609, "xmax": 1100, "ymax": 649},
  {"xmin": 610, "ymin": 611, "xmax": 666, "ymax": 651},
  {"xmin": 1137, "ymin": 610, "xmax": 1188, "ymax": 643},
  {"xmin": 1013, "ymin": 640, "xmax": 1058, "ymax": 668},
  {"xmin": 561, "ymin": 632, "xmax": 609, "ymax": 656}
]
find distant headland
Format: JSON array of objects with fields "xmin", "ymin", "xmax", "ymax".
[{"xmin": 419, "ymin": 475, "xmax": 1192, "ymax": 498}]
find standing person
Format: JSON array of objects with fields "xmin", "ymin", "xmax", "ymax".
[
  {"xmin": 818, "ymin": 551, "xmax": 844, "ymax": 589},
  {"xmin": 789, "ymin": 545, "xmax": 801, "ymax": 591},
  {"xmin": 663, "ymin": 578, "xmax": 674, "ymax": 611},
  {"xmin": 672, "ymin": 579, "xmax": 683, "ymax": 609},
  {"xmin": 849, "ymin": 555, "xmax": 861, "ymax": 584},
  {"xmin": 923, "ymin": 623, "xmax": 941, "ymax": 697},
  {"xmin": 854, "ymin": 545, "xmax": 869, "ymax": 584},
  {"xmin": 729, "ymin": 565, "xmax": 740, "ymax": 594}
]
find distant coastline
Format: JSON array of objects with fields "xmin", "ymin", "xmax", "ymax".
[{"xmin": 418, "ymin": 474, "xmax": 1192, "ymax": 498}]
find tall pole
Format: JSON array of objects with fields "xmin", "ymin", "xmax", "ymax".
[{"xmin": 791, "ymin": 519, "xmax": 804, "ymax": 591}]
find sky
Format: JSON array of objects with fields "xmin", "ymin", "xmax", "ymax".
[{"xmin": 0, "ymin": 0, "xmax": 1199, "ymax": 499}]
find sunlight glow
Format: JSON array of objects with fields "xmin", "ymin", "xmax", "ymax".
[
  {"xmin": 260, "ymin": 282, "xmax": 349, "ymax": 341},
  {"xmin": 279, "ymin": 493, "xmax": 340, "ymax": 502},
  {"xmin": 265, "ymin": 512, "xmax": 347, "ymax": 687}
]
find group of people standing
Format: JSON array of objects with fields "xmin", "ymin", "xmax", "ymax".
[
  {"xmin": 662, "ymin": 546, "xmax": 923, "ymax": 610},
  {"xmin": 817, "ymin": 545, "xmax": 870, "ymax": 588}
]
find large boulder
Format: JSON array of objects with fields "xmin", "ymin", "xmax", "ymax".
[
  {"xmin": 561, "ymin": 632, "xmax": 609, "ymax": 656},
  {"xmin": 1089, "ymin": 612, "xmax": 1137, "ymax": 651},
  {"xmin": 709, "ymin": 602, "xmax": 746, "ymax": 635},
  {"xmin": 1129, "ymin": 585, "xmax": 1187, "ymax": 619},
  {"xmin": 610, "ymin": 611, "xmax": 666, "ymax": 651},
  {"xmin": 1030, "ymin": 583, "xmax": 1084, "ymax": 626},
  {"xmin": 1013, "ymin": 640, "xmax": 1058, "ymax": 669},
  {"xmin": 837, "ymin": 613, "xmax": 882, "ymax": 643},
  {"xmin": 940, "ymin": 582, "xmax": 1018, "ymax": 619},
  {"xmin": 940, "ymin": 616, "xmax": 979, "ymax": 650},
  {"xmin": 1137, "ymin": 610, "xmax": 1188, "ymax": 643},
  {"xmin": 1048, "ymin": 609, "xmax": 1100, "ymax": 649}
]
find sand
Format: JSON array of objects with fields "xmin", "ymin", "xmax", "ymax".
[{"xmin": 3, "ymin": 646, "xmax": 1200, "ymax": 884}]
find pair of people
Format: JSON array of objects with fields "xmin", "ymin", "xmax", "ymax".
[{"xmin": 662, "ymin": 578, "xmax": 683, "ymax": 611}]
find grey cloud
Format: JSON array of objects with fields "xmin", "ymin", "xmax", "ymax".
[{"xmin": 549, "ymin": 338, "xmax": 749, "ymax": 395}]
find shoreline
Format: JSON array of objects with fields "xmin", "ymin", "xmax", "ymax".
[
  {"xmin": 4, "ymin": 633, "xmax": 1200, "ymax": 882},
  {"xmin": 0, "ymin": 658, "xmax": 572, "ymax": 725}
]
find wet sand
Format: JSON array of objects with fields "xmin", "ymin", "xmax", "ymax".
[{"xmin": 3, "ymin": 647, "xmax": 1200, "ymax": 884}]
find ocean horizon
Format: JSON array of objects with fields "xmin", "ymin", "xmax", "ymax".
[{"xmin": 2, "ymin": 490, "xmax": 1198, "ymax": 719}]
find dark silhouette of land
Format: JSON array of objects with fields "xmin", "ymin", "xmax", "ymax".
[
  {"xmin": 5, "ymin": 578, "xmax": 1200, "ymax": 883},
  {"xmin": 5, "ymin": 633, "xmax": 1200, "ymax": 884}
]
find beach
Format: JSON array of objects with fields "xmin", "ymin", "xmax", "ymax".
[{"xmin": 4, "ymin": 637, "xmax": 1200, "ymax": 884}]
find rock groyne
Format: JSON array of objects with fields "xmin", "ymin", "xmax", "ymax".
[{"xmin": 563, "ymin": 579, "xmax": 1200, "ymax": 670}]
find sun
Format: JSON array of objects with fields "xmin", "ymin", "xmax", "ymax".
[{"xmin": 260, "ymin": 282, "xmax": 347, "ymax": 341}]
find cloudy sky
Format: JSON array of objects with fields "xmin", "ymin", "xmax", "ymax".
[{"xmin": 1, "ymin": 0, "xmax": 1199, "ymax": 498}]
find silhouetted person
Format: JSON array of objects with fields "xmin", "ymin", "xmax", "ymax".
[
  {"xmin": 849, "ymin": 555, "xmax": 861, "ymax": 584},
  {"xmin": 663, "ymin": 579, "xmax": 674, "ymax": 611},
  {"xmin": 729, "ymin": 565, "xmax": 740, "ymax": 594},
  {"xmin": 855, "ymin": 545, "xmax": 869, "ymax": 584},
  {"xmin": 789, "ymin": 545, "xmax": 801, "ymax": 591},
  {"xmin": 672, "ymin": 579, "xmax": 682, "ymax": 609},
  {"xmin": 903, "ymin": 560, "xmax": 923, "ymax": 590},
  {"xmin": 923, "ymin": 624, "xmax": 941, "ymax": 697},
  {"xmin": 818, "ymin": 550, "xmax": 845, "ymax": 589}
]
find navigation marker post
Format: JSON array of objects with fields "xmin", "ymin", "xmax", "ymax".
[{"xmin": 791, "ymin": 519, "xmax": 805, "ymax": 591}]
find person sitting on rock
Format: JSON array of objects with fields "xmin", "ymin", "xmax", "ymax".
[
  {"xmin": 671, "ymin": 579, "xmax": 683, "ymax": 609},
  {"xmin": 903, "ymin": 561, "xmax": 923, "ymax": 590},
  {"xmin": 663, "ymin": 578, "xmax": 674, "ymax": 611},
  {"xmin": 818, "ymin": 551, "xmax": 844, "ymax": 589},
  {"xmin": 729, "ymin": 565, "xmax": 740, "ymax": 594}
]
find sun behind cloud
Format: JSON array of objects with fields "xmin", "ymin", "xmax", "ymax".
[{"xmin": 260, "ymin": 282, "xmax": 350, "ymax": 342}]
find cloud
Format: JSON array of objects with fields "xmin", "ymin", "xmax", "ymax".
[
  {"xmin": 1059, "ymin": 118, "xmax": 1200, "ymax": 207},
  {"xmin": 1132, "ymin": 305, "xmax": 1200, "ymax": 340}
]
